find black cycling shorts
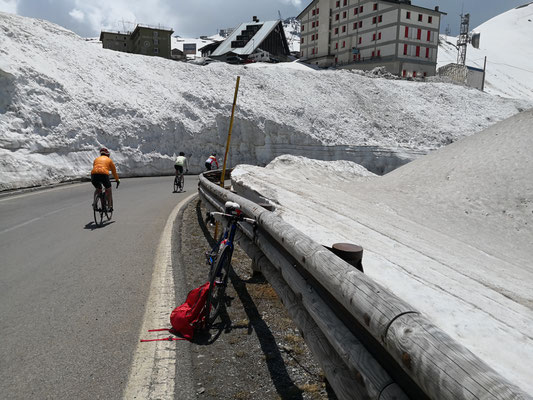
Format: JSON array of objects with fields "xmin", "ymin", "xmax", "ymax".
[
  {"xmin": 175, "ymin": 165, "xmax": 184, "ymax": 173},
  {"xmin": 91, "ymin": 174, "xmax": 111, "ymax": 189}
]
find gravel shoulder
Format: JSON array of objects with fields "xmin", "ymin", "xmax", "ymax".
[{"xmin": 172, "ymin": 197, "xmax": 337, "ymax": 400}]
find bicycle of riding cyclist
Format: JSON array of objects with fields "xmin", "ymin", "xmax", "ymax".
[{"xmin": 91, "ymin": 147, "xmax": 120, "ymax": 212}]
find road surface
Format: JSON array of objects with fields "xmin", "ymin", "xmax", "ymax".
[{"xmin": 0, "ymin": 176, "xmax": 196, "ymax": 400}]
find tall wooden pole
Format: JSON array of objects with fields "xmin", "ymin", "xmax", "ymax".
[
  {"xmin": 215, "ymin": 76, "xmax": 240, "ymax": 240},
  {"xmin": 220, "ymin": 76, "xmax": 240, "ymax": 188}
]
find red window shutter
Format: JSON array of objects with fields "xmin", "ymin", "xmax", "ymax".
[
  {"xmin": 335, "ymin": 42, "xmax": 338, "ymax": 49},
  {"xmin": 342, "ymin": 41, "xmax": 345, "ymax": 47},
  {"xmin": 344, "ymin": 0, "xmax": 347, "ymax": 5},
  {"xmin": 354, "ymin": 8, "xmax": 358, "ymax": 14},
  {"xmin": 342, "ymin": 25, "xmax": 346, "ymax": 32},
  {"xmin": 373, "ymin": 3, "xmax": 377, "ymax": 10},
  {"xmin": 335, "ymin": 28, "xmax": 339, "ymax": 34},
  {"xmin": 377, "ymin": 50, "xmax": 381, "ymax": 56},
  {"xmin": 359, "ymin": 37, "xmax": 362, "ymax": 44},
  {"xmin": 406, "ymin": 11, "xmax": 410, "ymax": 19},
  {"xmin": 312, "ymin": 9, "xmax": 315, "ymax": 15},
  {"xmin": 372, "ymin": 51, "xmax": 375, "ymax": 57},
  {"xmin": 373, "ymin": 33, "xmax": 376, "ymax": 41},
  {"xmin": 317, "ymin": 21, "xmax": 319, "ymax": 26},
  {"xmin": 379, "ymin": 15, "xmax": 382, "ymax": 22},
  {"xmin": 301, "ymin": 37, "xmax": 304, "ymax": 43},
  {"xmin": 317, "ymin": 8, "xmax": 319, "ymax": 14},
  {"xmin": 378, "ymin": 32, "xmax": 382, "ymax": 40},
  {"xmin": 359, "ymin": 21, "xmax": 363, "ymax": 28},
  {"xmin": 405, "ymin": 26, "xmax": 409, "ymax": 38},
  {"xmin": 416, "ymin": 46, "xmax": 420, "ymax": 57},
  {"xmin": 353, "ymin": 23, "xmax": 356, "ymax": 29},
  {"xmin": 373, "ymin": 16, "xmax": 377, "ymax": 24},
  {"xmin": 426, "ymin": 47, "xmax": 430, "ymax": 58},
  {"xmin": 428, "ymin": 16, "xmax": 432, "ymax": 23},
  {"xmin": 360, "ymin": 6, "xmax": 363, "ymax": 12},
  {"xmin": 418, "ymin": 14, "xmax": 422, "ymax": 22},
  {"xmin": 353, "ymin": 54, "xmax": 356, "ymax": 60},
  {"xmin": 336, "ymin": 1, "xmax": 339, "ymax": 7},
  {"xmin": 343, "ymin": 11, "xmax": 347, "ymax": 18},
  {"xmin": 336, "ymin": 14, "xmax": 339, "ymax": 20},
  {"xmin": 413, "ymin": 71, "xmax": 417, "ymax": 77},
  {"xmin": 335, "ymin": 57, "xmax": 338, "ymax": 63},
  {"xmin": 302, "ymin": 25, "xmax": 304, "ymax": 31},
  {"xmin": 417, "ymin": 29, "xmax": 421, "ymax": 40},
  {"xmin": 402, "ymin": 70, "xmax": 406, "ymax": 77},
  {"xmin": 404, "ymin": 43, "xmax": 408, "ymax": 55},
  {"xmin": 427, "ymin": 30, "xmax": 431, "ymax": 41}
]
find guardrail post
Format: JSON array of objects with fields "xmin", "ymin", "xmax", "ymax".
[{"xmin": 327, "ymin": 243, "xmax": 364, "ymax": 273}]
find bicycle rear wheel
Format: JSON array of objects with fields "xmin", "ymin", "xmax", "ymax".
[
  {"xmin": 206, "ymin": 246, "xmax": 232, "ymax": 325},
  {"xmin": 173, "ymin": 176, "xmax": 179, "ymax": 193},
  {"xmin": 93, "ymin": 193, "xmax": 104, "ymax": 226},
  {"xmin": 179, "ymin": 174, "xmax": 184, "ymax": 192}
]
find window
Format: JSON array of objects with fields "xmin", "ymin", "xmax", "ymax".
[
  {"xmin": 423, "ymin": 72, "xmax": 427, "ymax": 77},
  {"xmin": 354, "ymin": 8, "xmax": 358, "ymax": 15},
  {"xmin": 413, "ymin": 71, "xmax": 417, "ymax": 77},
  {"xmin": 336, "ymin": 14, "xmax": 339, "ymax": 20},
  {"xmin": 335, "ymin": 57, "xmax": 338, "ymax": 63},
  {"xmin": 153, "ymin": 31, "xmax": 158, "ymax": 37},
  {"xmin": 317, "ymin": 8, "xmax": 319, "ymax": 14},
  {"xmin": 372, "ymin": 50, "xmax": 375, "ymax": 57},
  {"xmin": 312, "ymin": 48, "xmax": 315, "ymax": 54},
  {"xmin": 379, "ymin": 15, "xmax": 382, "ymax": 22},
  {"xmin": 418, "ymin": 14, "xmax": 423, "ymax": 22},
  {"xmin": 342, "ymin": 40, "xmax": 346, "ymax": 47},
  {"xmin": 403, "ymin": 43, "xmax": 408, "ymax": 55},
  {"xmin": 372, "ymin": 16, "xmax": 377, "ymax": 24},
  {"xmin": 405, "ymin": 26, "xmax": 409, "ymax": 37},
  {"xmin": 154, "ymin": 48, "xmax": 159, "ymax": 54},
  {"xmin": 427, "ymin": 30, "xmax": 431, "ymax": 41},
  {"xmin": 360, "ymin": 6, "xmax": 363, "ymax": 12},
  {"xmin": 317, "ymin": 20, "xmax": 319, "ymax": 26},
  {"xmin": 358, "ymin": 36, "xmax": 362, "ymax": 44},
  {"xmin": 316, "ymin": 33, "xmax": 318, "ymax": 39},
  {"xmin": 373, "ymin": 3, "xmax": 377, "ymax": 10},
  {"xmin": 416, "ymin": 45, "xmax": 420, "ymax": 57},
  {"xmin": 378, "ymin": 32, "xmax": 382, "ymax": 40},
  {"xmin": 406, "ymin": 11, "xmax": 411, "ymax": 19},
  {"xmin": 335, "ymin": 27, "xmax": 339, "ymax": 34},
  {"xmin": 353, "ymin": 54, "xmax": 357, "ymax": 61},
  {"xmin": 312, "ymin": 9, "xmax": 316, "ymax": 15},
  {"xmin": 359, "ymin": 21, "xmax": 363, "ymax": 28},
  {"xmin": 428, "ymin": 16, "xmax": 432, "ymax": 23},
  {"xmin": 311, "ymin": 34, "xmax": 314, "ymax": 40},
  {"xmin": 302, "ymin": 25, "xmax": 305, "ymax": 31},
  {"xmin": 344, "ymin": 0, "xmax": 347, "ymax": 5},
  {"xmin": 335, "ymin": 42, "xmax": 338, "ymax": 49},
  {"xmin": 373, "ymin": 33, "xmax": 376, "ymax": 41},
  {"xmin": 425, "ymin": 47, "xmax": 430, "ymax": 58},
  {"xmin": 353, "ymin": 22, "xmax": 357, "ymax": 29},
  {"xmin": 402, "ymin": 69, "xmax": 406, "ymax": 77},
  {"xmin": 417, "ymin": 28, "xmax": 421, "ymax": 40},
  {"xmin": 343, "ymin": 11, "xmax": 347, "ymax": 18},
  {"xmin": 301, "ymin": 37, "xmax": 304, "ymax": 43},
  {"xmin": 377, "ymin": 50, "xmax": 381, "ymax": 56},
  {"xmin": 342, "ymin": 25, "xmax": 346, "ymax": 33},
  {"xmin": 312, "ymin": 21, "xmax": 315, "ymax": 27},
  {"xmin": 336, "ymin": 0, "xmax": 340, "ymax": 7}
]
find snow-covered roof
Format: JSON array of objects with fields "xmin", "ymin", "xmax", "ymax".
[{"xmin": 211, "ymin": 20, "xmax": 281, "ymax": 57}]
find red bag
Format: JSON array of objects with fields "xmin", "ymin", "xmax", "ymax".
[{"xmin": 141, "ymin": 282, "xmax": 210, "ymax": 342}]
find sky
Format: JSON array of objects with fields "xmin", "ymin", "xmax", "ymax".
[{"xmin": 0, "ymin": 0, "xmax": 530, "ymax": 38}]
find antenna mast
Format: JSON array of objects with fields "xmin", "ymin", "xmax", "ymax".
[{"xmin": 457, "ymin": 13, "xmax": 470, "ymax": 65}]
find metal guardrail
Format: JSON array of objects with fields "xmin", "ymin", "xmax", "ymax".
[{"xmin": 198, "ymin": 170, "xmax": 532, "ymax": 400}]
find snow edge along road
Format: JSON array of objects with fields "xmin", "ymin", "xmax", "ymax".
[{"xmin": 123, "ymin": 193, "xmax": 197, "ymax": 400}]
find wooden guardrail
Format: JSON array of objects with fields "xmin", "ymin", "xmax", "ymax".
[{"xmin": 197, "ymin": 171, "xmax": 531, "ymax": 400}]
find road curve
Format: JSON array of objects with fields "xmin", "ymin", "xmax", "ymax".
[{"xmin": 0, "ymin": 175, "xmax": 196, "ymax": 400}]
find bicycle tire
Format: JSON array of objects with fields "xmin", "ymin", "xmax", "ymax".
[
  {"xmin": 173, "ymin": 176, "xmax": 179, "ymax": 193},
  {"xmin": 206, "ymin": 246, "xmax": 233, "ymax": 325},
  {"xmin": 179, "ymin": 174, "xmax": 184, "ymax": 192},
  {"xmin": 93, "ymin": 193, "xmax": 104, "ymax": 226}
]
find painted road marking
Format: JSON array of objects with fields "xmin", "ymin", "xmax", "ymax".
[{"xmin": 123, "ymin": 193, "xmax": 196, "ymax": 400}]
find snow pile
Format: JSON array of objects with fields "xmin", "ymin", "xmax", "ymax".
[
  {"xmin": 232, "ymin": 109, "xmax": 533, "ymax": 394},
  {"xmin": 437, "ymin": 3, "xmax": 533, "ymax": 101},
  {"xmin": 0, "ymin": 11, "xmax": 532, "ymax": 190}
]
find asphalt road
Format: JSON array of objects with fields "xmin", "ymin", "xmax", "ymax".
[{"xmin": 0, "ymin": 176, "xmax": 197, "ymax": 400}]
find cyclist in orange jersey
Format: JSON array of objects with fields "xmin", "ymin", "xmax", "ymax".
[{"xmin": 91, "ymin": 147, "xmax": 120, "ymax": 211}]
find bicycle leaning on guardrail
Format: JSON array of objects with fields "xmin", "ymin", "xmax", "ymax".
[{"xmin": 204, "ymin": 201, "xmax": 256, "ymax": 327}]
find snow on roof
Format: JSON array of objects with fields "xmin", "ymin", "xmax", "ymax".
[{"xmin": 211, "ymin": 20, "xmax": 281, "ymax": 57}]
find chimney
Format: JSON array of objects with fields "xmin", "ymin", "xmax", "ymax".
[
  {"xmin": 435, "ymin": 6, "xmax": 439, "ymax": 12},
  {"xmin": 252, "ymin": 16, "xmax": 259, "ymax": 22}
]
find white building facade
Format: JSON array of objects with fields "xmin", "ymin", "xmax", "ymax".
[{"xmin": 298, "ymin": 0, "xmax": 444, "ymax": 77}]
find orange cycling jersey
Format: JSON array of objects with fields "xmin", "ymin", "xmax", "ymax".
[{"xmin": 91, "ymin": 156, "xmax": 119, "ymax": 181}]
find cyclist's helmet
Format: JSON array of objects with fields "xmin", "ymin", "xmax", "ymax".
[
  {"xmin": 100, "ymin": 147, "xmax": 110, "ymax": 156},
  {"xmin": 179, "ymin": 151, "xmax": 185, "ymax": 156},
  {"xmin": 225, "ymin": 201, "xmax": 241, "ymax": 216}
]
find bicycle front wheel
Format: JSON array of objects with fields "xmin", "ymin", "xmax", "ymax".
[
  {"xmin": 179, "ymin": 175, "xmax": 184, "ymax": 192},
  {"xmin": 206, "ymin": 246, "xmax": 233, "ymax": 325}
]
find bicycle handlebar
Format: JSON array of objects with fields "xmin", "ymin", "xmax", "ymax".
[{"xmin": 207, "ymin": 211, "xmax": 255, "ymax": 225}]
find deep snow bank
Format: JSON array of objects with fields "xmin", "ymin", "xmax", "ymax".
[
  {"xmin": 1, "ymin": 12, "xmax": 531, "ymax": 190},
  {"xmin": 231, "ymin": 109, "xmax": 533, "ymax": 394}
]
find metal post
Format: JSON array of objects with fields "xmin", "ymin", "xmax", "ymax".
[{"xmin": 481, "ymin": 56, "xmax": 487, "ymax": 92}]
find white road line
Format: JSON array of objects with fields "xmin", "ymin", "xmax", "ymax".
[
  {"xmin": 123, "ymin": 193, "xmax": 196, "ymax": 400},
  {"xmin": 0, "ymin": 183, "xmax": 85, "ymax": 203},
  {"xmin": 0, "ymin": 202, "xmax": 84, "ymax": 235}
]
